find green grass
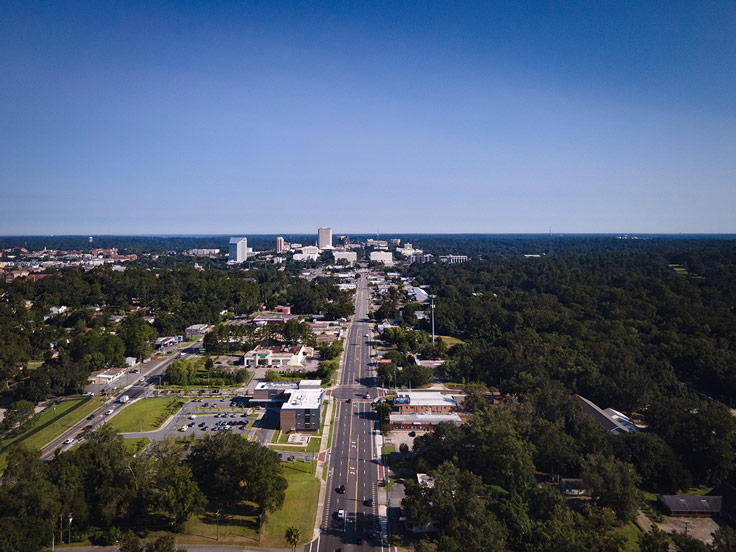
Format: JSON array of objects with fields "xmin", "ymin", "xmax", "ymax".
[
  {"xmin": 25, "ymin": 360, "xmax": 43, "ymax": 371},
  {"xmin": 326, "ymin": 400, "xmax": 337, "ymax": 450},
  {"xmin": 684, "ymin": 485, "xmax": 713, "ymax": 496},
  {"xmin": 0, "ymin": 397, "xmax": 100, "ymax": 471},
  {"xmin": 123, "ymin": 438, "xmax": 151, "ymax": 455},
  {"xmin": 178, "ymin": 462, "xmax": 319, "ymax": 547},
  {"xmin": 271, "ymin": 437, "xmax": 321, "ymax": 454},
  {"xmin": 669, "ymin": 264, "xmax": 689, "ymax": 275},
  {"xmin": 438, "ymin": 335, "xmax": 464, "ymax": 346},
  {"xmin": 382, "ymin": 444, "xmax": 396, "ymax": 455},
  {"xmin": 616, "ymin": 521, "xmax": 642, "ymax": 552},
  {"xmin": 106, "ymin": 398, "xmax": 182, "ymax": 433}
]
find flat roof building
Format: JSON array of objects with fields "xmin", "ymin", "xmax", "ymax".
[
  {"xmin": 318, "ymin": 227, "xmax": 332, "ymax": 250},
  {"xmin": 389, "ymin": 412, "xmax": 462, "ymax": 430},
  {"xmin": 370, "ymin": 251, "xmax": 393, "ymax": 265},
  {"xmin": 229, "ymin": 237, "xmax": 248, "ymax": 263},
  {"xmin": 394, "ymin": 391, "xmax": 458, "ymax": 414},
  {"xmin": 244, "ymin": 345, "xmax": 306, "ymax": 368},
  {"xmin": 333, "ymin": 251, "xmax": 357, "ymax": 263}
]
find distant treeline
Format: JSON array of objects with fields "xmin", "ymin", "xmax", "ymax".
[{"xmin": 2, "ymin": 234, "xmax": 734, "ymax": 256}]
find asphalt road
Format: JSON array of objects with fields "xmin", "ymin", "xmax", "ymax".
[
  {"xmin": 39, "ymin": 339, "xmax": 204, "ymax": 460},
  {"xmin": 314, "ymin": 272, "xmax": 388, "ymax": 552}
]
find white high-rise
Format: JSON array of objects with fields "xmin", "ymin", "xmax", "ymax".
[
  {"xmin": 229, "ymin": 237, "xmax": 248, "ymax": 263},
  {"xmin": 275, "ymin": 236, "xmax": 285, "ymax": 253},
  {"xmin": 318, "ymin": 227, "xmax": 332, "ymax": 249}
]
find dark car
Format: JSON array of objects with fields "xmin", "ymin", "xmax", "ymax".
[
  {"xmin": 336, "ymin": 484, "xmax": 346, "ymax": 494},
  {"xmin": 363, "ymin": 498, "xmax": 373, "ymax": 506},
  {"xmin": 408, "ymin": 431, "xmax": 416, "ymax": 437}
]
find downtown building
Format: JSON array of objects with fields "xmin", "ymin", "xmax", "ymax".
[
  {"xmin": 318, "ymin": 227, "xmax": 332, "ymax": 249},
  {"xmin": 275, "ymin": 236, "xmax": 285, "ymax": 253},
  {"xmin": 228, "ymin": 237, "xmax": 248, "ymax": 263}
]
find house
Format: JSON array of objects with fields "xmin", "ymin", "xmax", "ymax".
[
  {"xmin": 274, "ymin": 306, "xmax": 291, "ymax": 314},
  {"xmin": 559, "ymin": 478, "xmax": 590, "ymax": 497},
  {"xmin": 576, "ymin": 395, "xmax": 637, "ymax": 434},
  {"xmin": 394, "ymin": 391, "xmax": 457, "ymax": 414},
  {"xmin": 243, "ymin": 345, "xmax": 306, "ymax": 368}
]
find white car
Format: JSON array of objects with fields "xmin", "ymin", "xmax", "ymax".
[
  {"xmin": 337, "ymin": 509, "xmax": 345, "ymax": 520},
  {"xmin": 105, "ymin": 409, "xmax": 114, "ymax": 415},
  {"xmin": 63, "ymin": 438, "xmax": 75, "ymax": 445}
]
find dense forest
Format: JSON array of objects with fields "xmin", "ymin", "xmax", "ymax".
[{"xmin": 392, "ymin": 241, "xmax": 736, "ymax": 551}]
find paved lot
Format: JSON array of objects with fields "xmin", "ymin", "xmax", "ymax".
[{"xmin": 657, "ymin": 516, "xmax": 723, "ymax": 545}]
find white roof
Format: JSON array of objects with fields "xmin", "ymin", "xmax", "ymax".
[
  {"xmin": 281, "ymin": 388, "xmax": 323, "ymax": 410},
  {"xmin": 229, "ymin": 237, "xmax": 246, "ymax": 243},
  {"xmin": 397, "ymin": 391, "xmax": 457, "ymax": 408},
  {"xmin": 390, "ymin": 412, "xmax": 462, "ymax": 424}
]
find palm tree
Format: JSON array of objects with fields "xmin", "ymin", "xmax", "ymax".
[{"xmin": 285, "ymin": 525, "xmax": 301, "ymax": 552}]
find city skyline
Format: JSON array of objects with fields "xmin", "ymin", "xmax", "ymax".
[{"xmin": 1, "ymin": 1, "xmax": 735, "ymax": 235}]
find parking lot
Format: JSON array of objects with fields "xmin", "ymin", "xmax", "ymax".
[{"xmin": 119, "ymin": 397, "xmax": 280, "ymax": 445}]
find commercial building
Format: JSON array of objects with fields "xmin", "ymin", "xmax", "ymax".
[
  {"xmin": 333, "ymin": 251, "xmax": 357, "ymax": 263},
  {"xmin": 185, "ymin": 324, "xmax": 210, "ymax": 336},
  {"xmin": 275, "ymin": 236, "xmax": 285, "ymax": 253},
  {"xmin": 439, "ymin": 255, "xmax": 468, "ymax": 264},
  {"xmin": 409, "ymin": 254, "xmax": 434, "ymax": 264},
  {"xmin": 389, "ymin": 412, "xmax": 462, "ymax": 430},
  {"xmin": 318, "ymin": 227, "xmax": 332, "ymax": 249},
  {"xmin": 229, "ymin": 237, "xmax": 248, "ymax": 263},
  {"xmin": 280, "ymin": 380, "xmax": 323, "ymax": 432},
  {"xmin": 88, "ymin": 368, "xmax": 127, "ymax": 385},
  {"xmin": 370, "ymin": 251, "xmax": 393, "ymax": 265},
  {"xmin": 251, "ymin": 380, "xmax": 324, "ymax": 432},
  {"xmin": 394, "ymin": 391, "xmax": 457, "ymax": 414},
  {"xmin": 243, "ymin": 344, "xmax": 307, "ymax": 368}
]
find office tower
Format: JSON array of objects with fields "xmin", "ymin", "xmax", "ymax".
[
  {"xmin": 318, "ymin": 227, "xmax": 332, "ymax": 249},
  {"xmin": 229, "ymin": 237, "xmax": 248, "ymax": 263},
  {"xmin": 275, "ymin": 236, "xmax": 285, "ymax": 253}
]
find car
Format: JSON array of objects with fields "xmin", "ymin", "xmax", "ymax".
[
  {"xmin": 363, "ymin": 498, "xmax": 373, "ymax": 506},
  {"xmin": 87, "ymin": 414, "xmax": 96, "ymax": 420},
  {"xmin": 337, "ymin": 509, "xmax": 345, "ymax": 520},
  {"xmin": 203, "ymin": 402, "xmax": 209, "ymax": 407},
  {"xmin": 336, "ymin": 484, "xmax": 346, "ymax": 494},
  {"xmin": 408, "ymin": 431, "xmax": 416, "ymax": 437},
  {"xmin": 83, "ymin": 391, "xmax": 94, "ymax": 396},
  {"xmin": 179, "ymin": 426, "xmax": 188, "ymax": 432},
  {"xmin": 63, "ymin": 438, "xmax": 75, "ymax": 445},
  {"xmin": 365, "ymin": 334, "xmax": 369, "ymax": 338},
  {"xmin": 105, "ymin": 409, "xmax": 114, "ymax": 415}
]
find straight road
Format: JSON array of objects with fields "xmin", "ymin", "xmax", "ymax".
[
  {"xmin": 39, "ymin": 339, "xmax": 204, "ymax": 460},
  {"xmin": 315, "ymin": 272, "xmax": 388, "ymax": 551}
]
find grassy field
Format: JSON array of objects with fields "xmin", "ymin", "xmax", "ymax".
[
  {"xmin": 178, "ymin": 461, "xmax": 319, "ymax": 547},
  {"xmin": 106, "ymin": 398, "xmax": 183, "ymax": 433},
  {"xmin": 0, "ymin": 397, "xmax": 100, "ymax": 470},
  {"xmin": 123, "ymin": 437, "xmax": 151, "ymax": 455},
  {"xmin": 438, "ymin": 335, "xmax": 465, "ymax": 346},
  {"xmin": 616, "ymin": 521, "xmax": 642, "ymax": 551},
  {"xmin": 271, "ymin": 437, "xmax": 321, "ymax": 453}
]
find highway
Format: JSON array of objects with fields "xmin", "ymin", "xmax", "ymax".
[
  {"xmin": 314, "ymin": 271, "xmax": 387, "ymax": 552},
  {"xmin": 39, "ymin": 339, "xmax": 203, "ymax": 460}
]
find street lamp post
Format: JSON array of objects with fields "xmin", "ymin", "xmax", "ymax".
[
  {"xmin": 431, "ymin": 296, "xmax": 435, "ymax": 345},
  {"xmin": 68, "ymin": 515, "xmax": 73, "ymax": 544}
]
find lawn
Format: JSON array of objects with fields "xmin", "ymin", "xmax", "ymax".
[
  {"xmin": 106, "ymin": 398, "xmax": 183, "ymax": 433},
  {"xmin": 0, "ymin": 397, "xmax": 100, "ymax": 471},
  {"xmin": 616, "ymin": 521, "xmax": 642, "ymax": 552},
  {"xmin": 123, "ymin": 438, "xmax": 151, "ymax": 455},
  {"xmin": 438, "ymin": 335, "xmax": 464, "ymax": 346},
  {"xmin": 178, "ymin": 461, "xmax": 319, "ymax": 547},
  {"xmin": 270, "ymin": 437, "xmax": 321, "ymax": 453}
]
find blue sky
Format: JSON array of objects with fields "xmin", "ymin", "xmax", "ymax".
[{"xmin": 1, "ymin": 1, "xmax": 734, "ymax": 234}]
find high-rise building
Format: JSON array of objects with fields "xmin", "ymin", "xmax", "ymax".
[
  {"xmin": 338, "ymin": 235, "xmax": 350, "ymax": 247},
  {"xmin": 275, "ymin": 236, "xmax": 285, "ymax": 253},
  {"xmin": 229, "ymin": 237, "xmax": 248, "ymax": 263},
  {"xmin": 318, "ymin": 227, "xmax": 332, "ymax": 249}
]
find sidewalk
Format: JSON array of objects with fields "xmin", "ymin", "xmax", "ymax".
[{"xmin": 312, "ymin": 395, "xmax": 335, "ymax": 539}]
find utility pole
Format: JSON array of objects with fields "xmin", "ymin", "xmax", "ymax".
[
  {"xmin": 68, "ymin": 515, "xmax": 73, "ymax": 544},
  {"xmin": 431, "ymin": 296, "xmax": 435, "ymax": 345}
]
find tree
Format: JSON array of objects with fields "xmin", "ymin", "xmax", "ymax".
[
  {"xmin": 0, "ymin": 400, "xmax": 37, "ymax": 434},
  {"xmin": 581, "ymin": 453, "xmax": 641, "ymax": 522},
  {"xmin": 285, "ymin": 525, "xmax": 301, "ymax": 552},
  {"xmin": 400, "ymin": 443, "xmax": 410, "ymax": 458},
  {"xmin": 119, "ymin": 313, "xmax": 157, "ymax": 360},
  {"xmin": 638, "ymin": 527, "xmax": 670, "ymax": 552},
  {"xmin": 144, "ymin": 535, "xmax": 187, "ymax": 552},
  {"xmin": 147, "ymin": 439, "xmax": 207, "ymax": 531},
  {"xmin": 189, "ymin": 432, "xmax": 287, "ymax": 517},
  {"xmin": 712, "ymin": 526, "xmax": 736, "ymax": 552}
]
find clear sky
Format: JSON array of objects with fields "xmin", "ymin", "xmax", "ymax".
[{"xmin": 1, "ymin": 1, "xmax": 734, "ymax": 235}]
